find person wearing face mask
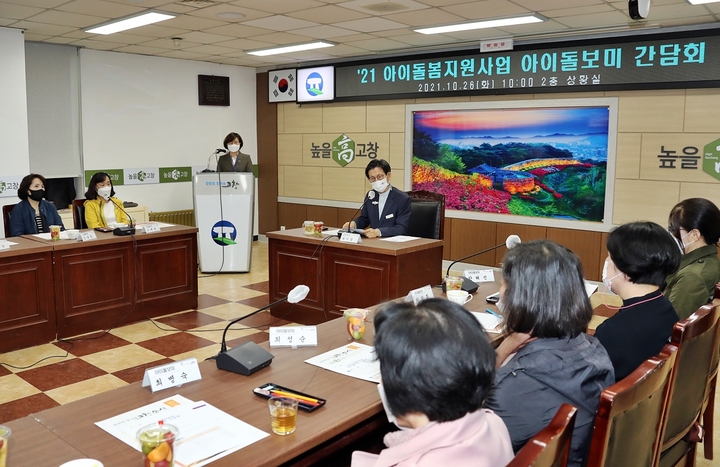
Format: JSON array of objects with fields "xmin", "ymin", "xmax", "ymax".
[
  {"xmin": 593, "ymin": 221, "xmax": 681, "ymax": 381},
  {"xmin": 9, "ymin": 173, "xmax": 65, "ymax": 236},
  {"xmin": 351, "ymin": 299, "xmax": 513, "ymax": 467},
  {"xmin": 342, "ymin": 159, "xmax": 411, "ymax": 238},
  {"xmin": 216, "ymin": 132, "xmax": 253, "ymax": 173},
  {"xmin": 83, "ymin": 172, "xmax": 128, "ymax": 229},
  {"xmin": 663, "ymin": 198, "xmax": 720, "ymax": 320},
  {"xmin": 484, "ymin": 240, "xmax": 613, "ymax": 467}
]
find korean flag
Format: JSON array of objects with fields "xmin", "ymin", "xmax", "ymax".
[{"xmin": 268, "ymin": 69, "xmax": 296, "ymax": 103}]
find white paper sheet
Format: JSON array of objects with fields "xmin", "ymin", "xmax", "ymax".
[
  {"xmin": 471, "ymin": 312, "xmax": 504, "ymax": 334},
  {"xmin": 305, "ymin": 343, "xmax": 381, "ymax": 383},
  {"xmin": 33, "ymin": 232, "xmax": 70, "ymax": 240},
  {"xmin": 379, "ymin": 235, "xmax": 419, "ymax": 242},
  {"xmin": 135, "ymin": 222, "xmax": 175, "ymax": 228}
]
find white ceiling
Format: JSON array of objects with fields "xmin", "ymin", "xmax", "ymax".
[{"xmin": 1, "ymin": 0, "xmax": 719, "ymax": 69}]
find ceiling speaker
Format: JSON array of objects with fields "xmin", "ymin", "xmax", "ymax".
[{"xmin": 628, "ymin": 0, "xmax": 651, "ymax": 20}]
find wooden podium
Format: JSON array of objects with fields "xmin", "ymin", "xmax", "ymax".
[{"xmin": 266, "ymin": 228, "xmax": 443, "ymax": 324}]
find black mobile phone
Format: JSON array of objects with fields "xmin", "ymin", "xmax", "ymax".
[
  {"xmin": 253, "ymin": 382, "xmax": 327, "ymax": 412},
  {"xmin": 486, "ymin": 292, "xmax": 500, "ymax": 304},
  {"xmin": 94, "ymin": 227, "xmax": 113, "ymax": 232}
]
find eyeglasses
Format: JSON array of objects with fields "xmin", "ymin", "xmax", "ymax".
[{"xmin": 368, "ymin": 174, "xmax": 386, "ymax": 183}]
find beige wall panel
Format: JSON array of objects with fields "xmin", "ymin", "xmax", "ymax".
[
  {"xmin": 278, "ymin": 166, "xmax": 285, "ymax": 197},
  {"xmin": 323, "ymin": 167, "xmax": 367, "ymax": 202},
  {"xmin": 367, "ymin": 100, "xmax": 410, "ymax": 133},
  {"xmin": 301, "ymin": 134, "xmax": 331, "ymax": 167},
  {"xmin": 283, "ymin": 166, "xmax": 323, "ymax": 199},
  {"xmin": 277, "ymin": 134, "xmax": 303, "ymax": 166},
  {"xmin": 389, "ymin": 133, "xmax": 405, "ymax": 171},
  {"xmin": 679, "ymin": 182, "xmax": 720, "ymax": 202},
  {"xmin": 640, "ymin": 133, "xmax": 717, "ymax": 182},
  {"xmin": 284, "ymin": 102, "xmax": 323, "ymax": 134},
  {"xmin": 323, "ymin": 102, "xmax": 366, "ymax": 134},
  {"xmin": 615, "ymin": 133, "xmax": 641, "ymax": 179},
  {"xmin": 613, "ymin": 179, "xmax": 680, "ymax": 225},
  {"xmin": 391, "ymin": 170, "xmax": 405, "ymax": 191},
  {"xmin": 685, "ymin": 89, "xmax": 720, "ymax": 133},
  {"xmin": 277, "ymin": 103, "xmax": 285, "ymax": 134},
  {"xmin": 612, "ymin": 90, "xmax": 685, "ymax": 133},
  {"xmin": 300, "ymin": 133, "xmax": 390, "ymax": 168}
]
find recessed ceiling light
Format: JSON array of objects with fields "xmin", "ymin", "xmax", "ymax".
[
  {"xmin": 247, "ymin": 41, "xmax": 335, "ymax": 56},
  {"xmin": 86, "ymin": 10, "xmax": 175, "ymax": 35},
  {"xmin": 216, "ymin": 12, "xmax": 245, "ymax": 20},
  {"xmin": 415, "ymin": 15, "xmax": 544, "ymax": 35},
  {"xmin": 687, "ymin": 0, "xmax": 720, "ymax": 4}
]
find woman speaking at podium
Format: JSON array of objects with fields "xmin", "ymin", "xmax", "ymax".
[
  {"xmin": 217, "ymin": 132, "xmax": 252, "ymax": 173},
  {"xmin": 84, "ymin": 172, "xmax": 128, "ymax": 228}
]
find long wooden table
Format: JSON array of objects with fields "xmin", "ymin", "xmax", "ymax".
[
  {"xmin": 0, "ymin": 226, "xmax": 198, "ymax": 352},
  {"xmin": 266, "ymin": 228, "xmax": 444, "ymax": 324},
  {"xmin": 4, "ymin": 283, "xmax": 504, "ymax": 467}
]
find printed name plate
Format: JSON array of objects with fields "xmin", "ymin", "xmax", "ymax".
[
  {"xmin": 405, "ymin": 285, "xmax": 434, "ymax": 305},
  {"xmin": 78, "ymin": 230, "xmax": 98, "ymax": 242},
  {"xmin": 142, "ymin": 357, "xmax": 202, "ymax": 393},
  {"xmin": 339, "ymin": 232, "xmax": 362, "ymax": 244},
  {"xmin": 0, "ymin": 240, "xmax": 10, "ymax": 251},
  {"xmin": 463, "ymin": 269, "xmax": 495, "ymax": 283},
  {"xmin": 269, "ymin": 326, "xmax": 318, "ymax": 348},
  {"xmin": 143, "ymin": 224, "xmax": 161, "ymax": 233}
]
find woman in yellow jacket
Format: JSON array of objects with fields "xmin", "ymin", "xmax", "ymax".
[{"xmin": 84, "ymin": 172, "xmax": 129, "ymax": 228}]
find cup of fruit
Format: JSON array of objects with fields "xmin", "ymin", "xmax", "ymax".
[
  {"xmin": 0, "ymin": 425, "xmax": 10, "ymax": 467},
  {"xmin": 136, "ymin": 421, "xmax": 178, "ymax": 467},
  {"xmin": 344, "ymin": 308, "xmax": 370, "ymax": 340}
]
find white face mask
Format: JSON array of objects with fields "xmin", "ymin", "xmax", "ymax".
[
  {"xmin": 97, "ymin": 186, "xmax": 112, "ymax": 200},
  {"xmin": 602, "ymin": 259, "xmax": 622, "ymax": 295},
  {"xmin": 680, "ymin": 231, "xmax": 698, "ymax": 252},
  {"xmin": 377, "ymin": 383, "xmax": 410, "ymax": 431},
  {"xmin": 227, "ymin": 143, "xmax": 240, "ymax": 153},
  {"xmin": 371, "ymin": 178, "xmax": 389, "ymax": 192}
]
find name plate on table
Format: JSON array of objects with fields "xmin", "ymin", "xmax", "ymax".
[
  {"xmin": 269, "ymin": 326, "xmax": 318, "ymax": 348},
  {"xmin": 463, "ymin": 269, "xmax": 495, "ymax": 283},
  {"xmin": 0, "ymin": 240, "xmax": 9, "ymax": 251},
  {"xmin": 78, "ymin": 230, "xmax": 98, "ymax": 242},
  {"xmin": 142, "ymin": 224, "xmax": 161, "ymax": 234},
  {"xmin": 339, "ymin": 232, "xmax": 362, "ymax": 244},
  {"xmin": 405, "ymin": 285, "xmax": 434, "ymax": 305},
  {"xmin": 142, "ymin": 357, "xmax": 202, "ymax": 393}
]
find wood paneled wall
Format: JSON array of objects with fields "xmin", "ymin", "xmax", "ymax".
[{"xmin": 256, "ymin": 72, "xmax": 279, "ymax": 233}]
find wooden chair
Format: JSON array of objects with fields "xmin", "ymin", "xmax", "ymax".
[
  {"xmin": 506, "ymin": 404, "xmax": 578, "ymax": 467},
  {"xmin": 702, "ymin": 287, "xmax": 720, "ymax": 460},
  {"xmin": 406, "ymin": 190, "xmax": 445, "ymax": 240},
  {"xmin": 72, "ymin": 198, "xmax": 87, "ymax": 229},
  {"xmin": 659, "ymin": 304, "xmax": 720, "ymax": 467},
  {"xmin": 586, "ymin": 344, "xmax": 678, "ymax": 467},
  {"xmin": 2, "ymin": 203, "xmax": 16, "ymax": 237}
]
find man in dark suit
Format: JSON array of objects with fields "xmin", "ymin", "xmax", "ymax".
[{"xmin": 343, "ymin": 159, "xmax": 411, "ymax": 238}]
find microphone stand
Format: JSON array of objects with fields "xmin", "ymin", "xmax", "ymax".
[
  {"xmin": 203, "ymin": 149, "xmax": 227, "ymax": 173},
  {"xmin": 109, "ymin": 197, "xmax": 136, "ymax": 235},
  {"xmin": 339, "ymin": 191, "xmax": 375, "ymax": 238},
  {"xmin": 219, "ymin": 296, "xmax": 290, "ymax": 353}
]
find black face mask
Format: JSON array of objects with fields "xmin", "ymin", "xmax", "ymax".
[{"xmin": 28, "ymin": 189, "xmax": 45, "ymax": 201}]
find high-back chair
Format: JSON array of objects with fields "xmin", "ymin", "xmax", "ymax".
[
  {"xmin": 72, "ymin": 199, "xmax": 87, "ymax": 229},
  {"xmin": 2, "ymin": 203, "xmax": 16, "ymax": 238},
  {"xmin": 586, "ymin": 344, "xmax": 678, "ymax": 467},
  {"xmin": 702, "ymin": 290, "xmax": 720, "ymax": 460},
  {"xmin": 659, "ymin": 304, "xmax": 720, "ymax": 467},
  {"xmin": 406, "ymin": 190, "xmax": 445, "ymax": 240},
  {"xmin": 506, "ymin": 404, "xmax": 578, "ymax": 467}
]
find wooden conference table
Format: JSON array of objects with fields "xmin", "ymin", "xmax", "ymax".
[
  {"xmin": 5, "ymin": 283, "xmax": 503, "ymax": 467},
  {"xmin": 266, "ymin": 228, "xmax": 444, "ymax": 324},
  {"xmin": 0, "ymin": 225, "xmax": 198, "ymax": 352}
]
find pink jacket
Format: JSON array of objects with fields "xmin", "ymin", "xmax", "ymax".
[{"xmin": 351, "ymin": 409, "xmax": 514, "ymax": 467}]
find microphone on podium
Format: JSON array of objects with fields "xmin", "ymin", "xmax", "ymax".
[
  {"xmin": 202, "ymin": 148, "xmax": 228, "ymax": 173},
  {"xmin": 442, "ymin": 235, "xmax": 521, "ymax": 293},
  {"xmin": 215, "ymin": 285, "xmax": 310, "ymax": 375},
  {"xmin": 338, "ymin": 190, "xmax": 375, "ymax": 238}
]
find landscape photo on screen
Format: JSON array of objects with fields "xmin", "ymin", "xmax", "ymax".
[{"xmin": 412, "ymin": 106, "xmax": 610, "ymax": 222}]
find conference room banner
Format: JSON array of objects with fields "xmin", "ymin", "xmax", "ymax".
[
  {"xmin": 85, "ymin": 169, "xmax": 124, "ymax": 186},
  {"xmin": 159, "ymin": 166, "xmax": 193, "ymax": 183},
  {"xmin": 407, "ymin": 98, "xmax": 617, "ymax": 229},
  {"xmin": 124, "ymin": 168, "xmax": 160, "ymax": 185},
  {"xmin": 0, "ymin": 175, "xmax": 23, "ymax": 198}
]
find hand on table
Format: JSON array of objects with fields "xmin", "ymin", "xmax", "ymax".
[
  {"xmin": 364, "ymin": 228, "xmax": 381, "ymax": 238},
  {"xmin": 342, "ymin": 221, "xmax": 356, "ymax": 230}
]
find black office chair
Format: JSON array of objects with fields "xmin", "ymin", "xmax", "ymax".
[
  {"xmin": 2, "ymin": 204, "xmax": 16, "ymax": 238},
  {"xmin": 72, "ymin": 199, "xmax": 87, "ymax": 229},
  {"xmin": 406, "ymin": 190, "xmax": 445, "ymax": 240}
]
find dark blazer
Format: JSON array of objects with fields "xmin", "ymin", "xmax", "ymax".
[
  {"xmin": 353, "ymin": 187, "xmax": 411, "ymax": 237},
  {"xmin": 217, "ymin": 152, "xmax": 253, "ymax": 172},
  {"xmin": 9, "ymin": 199, "xmax": 65, "ymax": 237}
]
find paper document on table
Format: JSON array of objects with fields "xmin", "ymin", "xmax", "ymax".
[
  {"xmin": 379, "ymin": 235, "xmax": 419, "ymax": 242},
  {"xmin": 135, "ymin": 222, "xmax": 175, "ymax": 228},
  {"xmin": 305, "ymin": 343, "xmax": 381, "ymax": 383},
  {"xmin": 471, "ymin": 312, "xmax": 504, "ymax": 334},
  {"xmin": 323, "ymin": 229, "xmax": 341, "ymax": 236},
  {"xmin": 95, "ymin": 395, "xmax": 269, "ymax": 467},
  {"xmin": 33, "ymin": 232, "xmax": 71, "ymax": 240}
]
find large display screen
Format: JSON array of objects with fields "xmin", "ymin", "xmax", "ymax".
[
  {"xmin": 409, "ymin": 100, "xmax": 616, "ymax": 227},
  {"xmin": 337, "ymin": 30, "xmax": 720, "ymax": 100},
  {"xmin": 297, "ymin": 66, "xmax": 335, "ymax": 103}
]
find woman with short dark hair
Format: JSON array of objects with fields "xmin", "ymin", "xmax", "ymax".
[
  {"xmin": 664, "ymin": 197, "xmax": 720, "ymax": 319},
  {"xmin": 484, "ymin": 240, "xmax": 614, "ymax": 467},
  {"xmin": 594, "ymin": 221, "xmax": 681, "ymax": 380},
  {"xmin": 84, "ymin": 172, "xmax": 128, "ymax": 229},
  {"xmin": 352, "ymin": 299, "xmax": 513, "ymax": 467},
  {"xmin": 9, "ymin": 173, "xmax": 64, "ymax": 236},
  {"xmin": 216, "ymin": 132, "xmax": 252, "ymax": 173}
]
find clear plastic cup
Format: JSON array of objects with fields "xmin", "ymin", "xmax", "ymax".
[
  {"xmin": 0, "ymin": 425, "xmax": 10, "ymax": 467},
  {"xmin": 49, "ymin": 225, "xmax": 61, "ymax": 241},
  {"xmin": 444, "ymin": 275, "xmax": 463, "ymax": 291},
  {"xmin": 136, "ymin": 422, "xmax": 178, "ymax": 467},
  {"xmin": 344, "ymin": 308, "xmax": 370, "ymax": 340},
  {"xmin": 268, "ymin": 397, "xmax": 298, "ymax": 435}
]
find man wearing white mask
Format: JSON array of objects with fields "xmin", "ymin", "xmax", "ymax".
[
  {"xmin": 343, "ymin": 159, "xmax": 411, "ymax": 238},
  {"xmin": 217, "ymin": 132, "xmax": 253, "ymax": 173}
]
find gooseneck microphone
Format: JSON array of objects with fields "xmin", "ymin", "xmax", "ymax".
[
  {"xmin": 339, "ymin": 190, "xmax": 375, "ymax": 238},
  {"xmin": 443, "ymin": 235, "xmax": 521, "ymax": 292},
  {"xmin": 215, "ymin": 285, "xmax": 309, "ymax": 375},
  {"xmin": 203, "ymin": 149, "xmax": 228, "ymax": 172},
  {"xmin": 109, "ymin": 197, "xmax": 137, "ymax": 236}
]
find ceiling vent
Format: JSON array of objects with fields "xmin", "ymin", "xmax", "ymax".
[
  {"xmin": 363, "ymin": 2, "xmax": 408, "ymax": 13},
  {"xmin": 177, "ymin": 0, "xmax": 216, "ymax": 7}
]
